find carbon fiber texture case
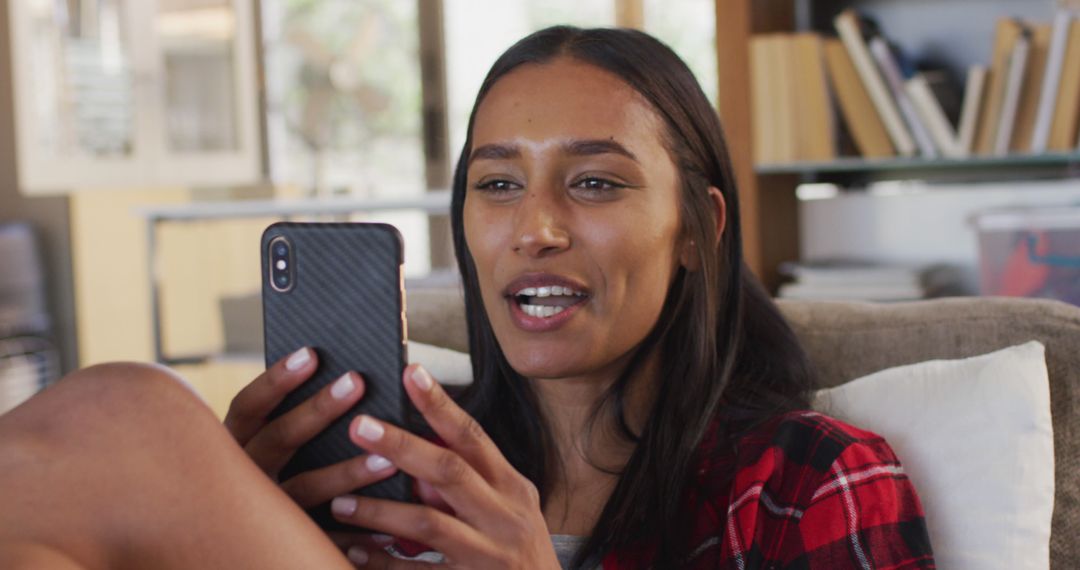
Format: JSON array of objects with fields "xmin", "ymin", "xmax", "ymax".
[{"xmin": 261, "ymin": 222, "xmax": 410, "ymax": 530}]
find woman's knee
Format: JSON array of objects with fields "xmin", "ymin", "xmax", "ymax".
[
  {"xmin": 0, "ymin": 364, "xmax": 232, "ymax": 569},
  {"xmin": 1, "ymin": 361, "xmax": 213, "ymax": 445},
  {"xmin": 63, "ymin": 361, "xmax": 201, "ymax": 399}
]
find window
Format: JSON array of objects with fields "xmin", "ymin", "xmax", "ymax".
[
  {"xmin": 443, "ymin": 0, "xmax": 617, "ymax": 155},
  {"xmin": 643, "ymin": 0, "xmax": 718, "ymax": 105},
  {"xmin": 261, "ymin": 0, "xmax": 430, "ymax": 275}
]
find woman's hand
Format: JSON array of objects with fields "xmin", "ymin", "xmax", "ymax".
[
  {"xmin": 223, "ymin": 348, "xmax": 399, "ymax": 513},
  {"xmin": 331, "ymin": 364, "xmax": 560, "ymax": 569}
]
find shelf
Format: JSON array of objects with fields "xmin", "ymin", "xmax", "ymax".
[
  {"xmin": 161, "ymin": 352, "xmax": 262, "ymax": 367},
  {"xmin": 136, "ymin": 191, "xmax": 452, "ymax": 222},
  {"xmin": 755, "ymin": 152, "xmax": 1080, "ymax": 175}
]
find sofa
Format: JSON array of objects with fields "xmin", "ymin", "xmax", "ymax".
[{"xmin": 404, "ymin": 291, "xmax": 1080, "ymax": 568}]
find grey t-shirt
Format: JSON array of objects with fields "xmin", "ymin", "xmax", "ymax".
[{"xmin": 551, "ymin": 534, "xmax": 589, "ymax": 569}]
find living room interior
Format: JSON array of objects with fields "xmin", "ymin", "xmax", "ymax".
[{"xmin": 1, "ymin": 0, "xmax": 1079, "ymax": 568}]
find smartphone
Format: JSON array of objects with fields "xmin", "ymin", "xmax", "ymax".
[{"xmin": 261, "ymin": 222, "xmax": 411, "ymax": 530}]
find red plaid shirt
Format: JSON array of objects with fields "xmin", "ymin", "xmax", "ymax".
[
  {"xmin": 396, "ymin": 410, "xmax": 935, "ymax": 569},
  {"xmin": 604, "ymin": 410, "xmax": 935, "ymax": 568}
]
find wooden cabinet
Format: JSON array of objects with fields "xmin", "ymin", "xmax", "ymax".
[
  {"xmin": 6, "ymin": 0, "xmax": 262, "ymax": 194},
  {"xmin": 714, "ymin": 0, "xmax": 799, "ymax": 290}
]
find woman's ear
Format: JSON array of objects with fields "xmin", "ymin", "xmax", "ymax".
[
  {"xmin": 679, "ymin": 238, "xmax": 699, "ymax": 271},
  {"xmin": 708, "ymin": 186, "xmax": 727, "ymax": 244},
  {"xmin": 679, "ymin": 186, "xmax": 727, "ymax": 271}
]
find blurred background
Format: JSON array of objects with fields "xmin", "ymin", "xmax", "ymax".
[
  {"xmin": 2, "ymin": 0, "xmax": 1078, "ymax": 416},
  {"xmin": 0, "ymin": 0, "xmax": 718, "ymax": 415}
]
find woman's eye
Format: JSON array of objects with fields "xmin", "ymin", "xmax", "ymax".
[
  {"xmin": 574, "ymin": 177, "xmax": 625, "ymax": 192},
  {"xmin": 474, "ymin": 179, "xmax": 519, "ymax": 193}
]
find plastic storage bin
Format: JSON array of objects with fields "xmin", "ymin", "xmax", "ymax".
[{"xmin": 972, "ymin": 207, "xmax": 1080, "ymax": 306}]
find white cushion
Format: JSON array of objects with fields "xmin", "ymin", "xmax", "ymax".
[
  {"xmin": 813, "ymin": 341, "xmax": 1054, "ymax": 570},
  {"xmin": 407, "ymin": 341, "xmax": 473, "ymax": 385}
]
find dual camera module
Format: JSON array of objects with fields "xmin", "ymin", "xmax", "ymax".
[{"xmin": 269, "ymin": 237, "xmax": 294, "ymax": 292}]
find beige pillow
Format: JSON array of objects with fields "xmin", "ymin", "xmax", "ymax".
[
  {"xmin": 407, "ymin": 340, "xmax": 472, "ymax": 385},
  {"xmin": 813, "ymin": 341, "xmax": 1054, "ymax": 570}
]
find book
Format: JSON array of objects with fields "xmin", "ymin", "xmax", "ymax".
[
  {"xmin": 751, "ymin": 35, "xmax": 795, "ymax": 164},
  {"xmin": 777, "ymin": 260, "xmax": 926, "ymax": 302},
  {"xmin": 779, "ymin": 260, "xmax": 925, "ymax": 287},
  {"xmin": 868, "ymin": 37, "xmax": 938, "ymax": 157},
  {"xmin": 994, "ymin": 27, "xmax": 1031, "ymax": 156},
  {"xmin": 976, "ymin": 19, "xmax": 1026, "ymax": 155},
  {"xmin": 1010, "ymin": 23, "xmax": 1052, "ymax": 153},
  {"xmin": 750, "ymin": 35, "xmax": 777, "ymax": 164},
  {"xmin": 957, "ymin": 66, "xmax": 987, "ymax": 156},
  {"xmin": 777, "ymin": 282, "xmax": 925, "ymax": 301},
  {"xmin": 751, "ymin": 33, "xmax": 835, "ymax": 164},
  {"xmin": 921, "ymin": 70, "xmax": 964, "ymax": 125},
  {"xmin": 834, "ymin": 10, "xmax": 916, "ymax": 157},
  {"xmin": 777, "ymin": 261, "xmax": 970, "ymax": 302},
  {"xmin": 1030, "ymin": 11, "xmax": 1074, "ymax": 153},
  {"xmin": 773, "ymin": 35, "xmax": 797, "ymax": 163},
  {"xmin": 907, "ymin": 73, "xmax": 963, "ymax": 158},
  {"xmin": 1049, "ymin": 18, "xmax": 1080, "ymax": 150},
  {"xmin": 822, "ymin": 38, "xmax": 895, "ymax": 158},
  {"xmin": 791, "ymin": 34, "xmax": 836, "ymax": 162}
]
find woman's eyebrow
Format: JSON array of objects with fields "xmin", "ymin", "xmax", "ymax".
[
  {"xmin": 564, "ymin": 139, "xmax": 639, "ymax": 162},
  {"xmin": 469, "ymin": 139, "xmax": 639, "ymax": 166},
  {"xmin": 469, "ymin": 143, "xmax": 520, "ymax": 165}
]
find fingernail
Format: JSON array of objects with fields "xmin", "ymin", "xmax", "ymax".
[
  {"xmin": 366, "ymin": 454, "xmax": 393, "ymax": 472},
  {"xmin": 356, "ymin": 416, "xmax": 384, "ymax": 441},
  {"xmin": 411, "ymin": 365, "xmax": 434, "ymax": 391},
  {"xmin": 285, "ymin": 348, "xmax": 311, "ymax": 371},
  {"xmin": 347, "ymin": 546, "xmax": 368, "ymax": 565},
  {"xmin": 331, "ymin": 496, "xmax": 357, "ymax": 517},
  {"xmin": 370, "ymin": 533, "xmax": 394, "ymax": 546},
  {"xmin": 330, "ymin": 373, "xmax": 355, "ymax": 400}
]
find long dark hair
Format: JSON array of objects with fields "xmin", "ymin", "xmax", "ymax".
[{"xmin": 449, "ymin": 26, "xmax": 815, "ymax": 568}]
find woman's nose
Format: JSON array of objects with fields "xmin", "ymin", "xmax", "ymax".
[{"xmin": 511, "ymin": 190, "xmax": 571, "ymax": 258}]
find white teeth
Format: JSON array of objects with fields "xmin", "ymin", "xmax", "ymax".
[
  {"xmin": 514, "ymin": 285, "xmax": 587, "ymax": 297},
  {"xmin": 520, "ymin": 304, "xmax": 567, "ymax": 318},
  {"xmin": 512, "ymin": 282, "xmax": 591, "ymax": 301}
]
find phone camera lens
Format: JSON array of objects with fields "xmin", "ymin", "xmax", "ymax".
[{"xmin": 270, "ymin": 239, "xmax": 293, "ymax": 290}]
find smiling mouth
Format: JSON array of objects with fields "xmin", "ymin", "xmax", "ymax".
[{"xmin": 511, "ymin": 285, "xmax": 589, "ymax": 318}]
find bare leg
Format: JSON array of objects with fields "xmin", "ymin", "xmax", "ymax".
[{"xmin": 0, "ymin": 362, "xmax": 353, "ymax": 570}]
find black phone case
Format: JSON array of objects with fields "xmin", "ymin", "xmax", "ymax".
[{"xmin": 261, "ymin": 222, "xmax": 410, "ymax": 530}]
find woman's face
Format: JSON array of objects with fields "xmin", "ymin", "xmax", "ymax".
[{"xmin": 463, "ymin": 57, "xmax": 687, "ymax": 381}]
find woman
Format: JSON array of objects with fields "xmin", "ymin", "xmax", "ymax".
[{"xmin": 0, "ymin": 27, "xmax": 934, "ymax": 569}]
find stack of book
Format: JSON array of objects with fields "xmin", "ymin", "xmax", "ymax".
[
  {"xmin": 751, "ymin": 9, "xmax": 1080, "ymax": 164},
  {"xmin": 777, "ymin": 261, "xmax": 970, "ymax": 302}
]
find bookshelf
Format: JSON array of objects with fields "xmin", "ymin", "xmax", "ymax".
[
  {"xmin": 756, "ymin": 152, "xmax": 1080, "ymax": 175},
  {"xmin": 713, "ymin": 0, "xmax": 1077, "ymax": 291}
]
